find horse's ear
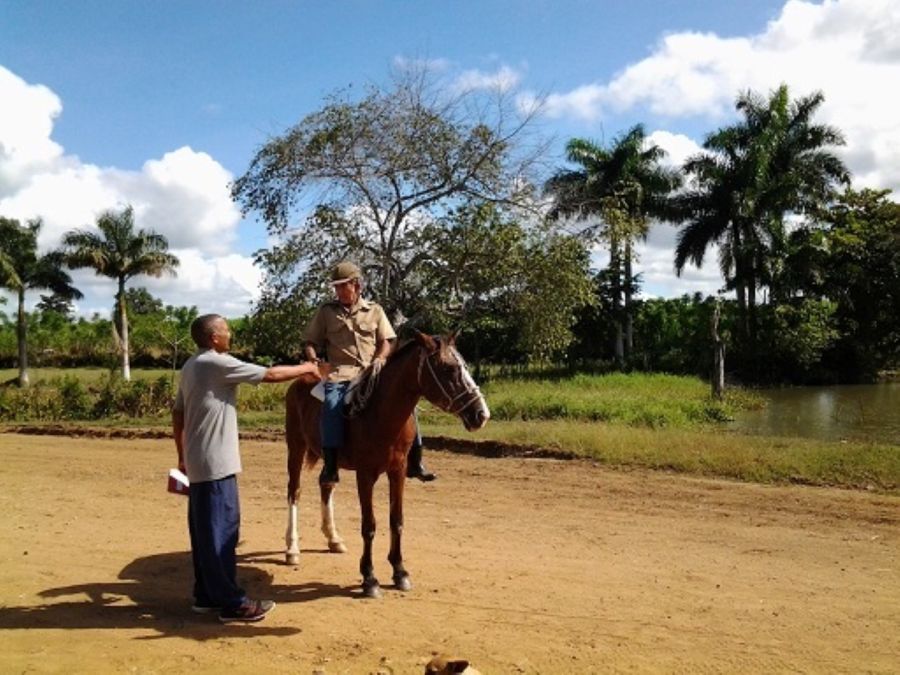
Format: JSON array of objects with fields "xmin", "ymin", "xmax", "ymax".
[
  {"xmin": 413, "ymin": 330, "xmax": 438, "ymax": 352},
  {"xmin": 448, "ymin": 328, "xmax": 461, "ymax": 345}
]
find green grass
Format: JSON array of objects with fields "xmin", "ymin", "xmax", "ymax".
[
  {"xmin": 2, "ymin": 367, "xmax": 895, "ymax": 493},
  {"xmin": 429, "ymin": 372, "xmax": 764, "ymax": 427},
  {"xmin": 421, "ymin": 418, "xmax": 900, "ymax": 493}
]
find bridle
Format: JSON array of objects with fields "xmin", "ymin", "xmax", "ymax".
[{"xmin": 417, "ymin": 344, "xmax": 484, "ymax": 417}]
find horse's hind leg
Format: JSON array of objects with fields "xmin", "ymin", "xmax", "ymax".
[
  {"xmin": 285, "ymin": 390, "xmax": 305, "ymax": 566},
  {"xmin": 319, "ymin": 484, "xmax": 347, "ymax": 553},
  {"xmin": 356, "ymin": 473, "xmax": 381, "ymax": 598},
  {"xmin": 285, "ymin": 452, "xmax": 303, "ymax": 566},
  {"xmin": 388, "ymin": 470, "xmax": 411, "ymax": 591}
]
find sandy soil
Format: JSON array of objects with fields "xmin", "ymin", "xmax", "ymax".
[{"xmin": 0, "ymin": 432, "xmax": 898, "ymax": 674}]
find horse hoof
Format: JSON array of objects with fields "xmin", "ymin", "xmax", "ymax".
[
  {"xmin": 328, "ymin": 541, "xmax": 347, "ymax": 554},
  {"xmin": 393, "ymin": 574, "xmax": 412, "ymax": 592},
  {"xmin": 285, "ymin": 552, "xmax": 300, "ymax": 566},
  {"xmin": 362, "ymin": 581, "xmax": 382, "ymax": 599}
]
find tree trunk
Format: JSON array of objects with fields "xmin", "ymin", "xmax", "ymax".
[
  {"xmin": 747, "ymin": 273, "xmax": 758, "ymax": 346},
  {"xmin": 735, "ymin": 280, "xmax": 749, "ymax": 343},
  {"xmin": 16, "ymin": 288, "xmax": 29, "ymax": 388},
  {"xmin": 747, "ymin": 273, "xmax": 761, "ymax": 381},
  {"xmin": 118, "ymin": 279, "xmax": 131, "ymax": 381},
  {"xmin": 624, "ymin": 239, "xmax": 634, "ymax": 360},
  {"xmin": 711, "ymin": 301, "xmax": 725, "ymax": 400},
  {"xmin": 732, "ymin": 225, "xmax": 750, "ymax": 343},
  {"xmin": 610, "ymin": 237, "xmax": 624, "ymax": 368}
]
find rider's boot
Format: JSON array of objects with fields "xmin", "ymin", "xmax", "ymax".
[
  {"xmin": 319, "ymin": 446, "xmax": 340, "ymax": 486},
  {"xmin": 406, "ymin": 438, "xmax": 436, "ymax": 482}
]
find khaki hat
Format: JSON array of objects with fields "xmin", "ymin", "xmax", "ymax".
[{"xmin": 331, "ymin": 261, "xmax": 362, "ymax": 285}]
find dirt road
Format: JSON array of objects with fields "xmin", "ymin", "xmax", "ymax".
[{"xmin": 0, "ymin": 433, "xmax": 897, "ymax": 673}]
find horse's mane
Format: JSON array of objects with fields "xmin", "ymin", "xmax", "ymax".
[{"xmin": 343, "ymin": 338, "xmax": 432, "ymax": 419}]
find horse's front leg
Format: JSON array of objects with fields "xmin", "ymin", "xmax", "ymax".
[
  {"xmin": 388, "ymin": 469, "xmax": 411, "ymax": 591},
  {"xmin": 319, "ymin": 483, "xmax": 347, "ymax": 553},
  {"xmin": 356, "ymin": 473, "xmax": 381, "ymax": 598}
]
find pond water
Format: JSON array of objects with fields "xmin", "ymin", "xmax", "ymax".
[{"xmin": 729, "ymin": 382, "xmax": 900, "ymax": 445}]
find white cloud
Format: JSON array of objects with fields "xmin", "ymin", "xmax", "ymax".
[
  {"xmin": 142, "ymin": 249, "xmax": 262, "ymax": 317},
  {"xmin": 0, "ymin": 65, "xmax": 255, "ymax": 317},
  {"xmin": 646, "ymin": 130, "xmax": 702, "ymax": 169},
  {"xmin": 50, "ymin": 250, "xmax": 261, "ymax": 320},
  {"xmin": 523, "ymin": 84, "xmax": 606, "ymax": 122},
  {"xmin": 105, "ymin": 147, "xmax": 240, "ymax": 255},
  {"xmin": 453, "ymin": 65, "xmax": 522, "ymax": 93},
  {"xmin": 0, "ymin": 66, "xmax": 65, "ymax": 197},
  {"xmin": 539, "ymin": 0, "xmax": 900, "ymax": 194}
]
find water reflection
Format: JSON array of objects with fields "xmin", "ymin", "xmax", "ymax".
[{"xmin": 729, "ymin": 382, "xmax": 900, "ymax": 445}]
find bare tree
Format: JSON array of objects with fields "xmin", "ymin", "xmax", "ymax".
[{"xmin": 232, "ymin": 63, "xmax": 549, "ymax": 320}]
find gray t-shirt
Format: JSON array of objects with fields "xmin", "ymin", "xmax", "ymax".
[{"xmin": 173, "ymin": 349, "xmax": 267, "ymax": 483}]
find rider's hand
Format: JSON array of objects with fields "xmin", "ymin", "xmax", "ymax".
[{"xmin": 371, "ymin": 356, "xmax": 386, "ymax": 375}]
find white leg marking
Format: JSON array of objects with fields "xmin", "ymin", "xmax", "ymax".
[
  {"xmin": 321, "ymin": 491, "xmax": 347, "ymax": 553},
  {"xmin": 285, "ymin": 501, "xmax": 300, "ymax": 564}
]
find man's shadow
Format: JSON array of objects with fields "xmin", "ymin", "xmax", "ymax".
[{"xmin": 0, "ymin": 550, "xmax": 351, "ymax": 640}]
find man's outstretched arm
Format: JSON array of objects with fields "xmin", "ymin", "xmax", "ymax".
[{"xmin": 262, "ymin": 362, "xmax": 320, "ymax": 383}]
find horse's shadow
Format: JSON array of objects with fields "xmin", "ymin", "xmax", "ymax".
[{"xmin": 0, "ymin": 550, "xmax": 352, "ymax": 640}]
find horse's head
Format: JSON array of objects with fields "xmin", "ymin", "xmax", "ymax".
[{"xmin": 414, "ymin": 331, "xmax": 490, "ymax": 432}]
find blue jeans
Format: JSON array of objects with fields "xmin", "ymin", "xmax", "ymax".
[
  {"xmin": 188, "ymin": 475, "xmax": 246, "ymax": 609},
  {"xmin": 320, "ymin": 381, "xmax": 350, "ymax": 448}
]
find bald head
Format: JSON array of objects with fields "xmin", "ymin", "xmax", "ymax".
[{"xmin": 191, "ymin": 314, "xmax": 225, "ymax": 349}]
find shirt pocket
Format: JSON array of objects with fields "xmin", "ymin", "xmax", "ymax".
[{"xmin": 355, "ymin": 318, "xmax": 378, "ymax": 342}]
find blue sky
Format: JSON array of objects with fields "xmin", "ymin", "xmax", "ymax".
[{"xmin": 2, "ymin": 0, "xmax": 898, "ymax": 317}]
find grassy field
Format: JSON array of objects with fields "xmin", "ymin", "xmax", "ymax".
[
  {"xmin": 422, "ymin": 418, "xmax": 899, "ymax": 492},
  {"xmin": 2, "ymin": 368, "xmax": 896, "ymax": 493},
  {"xmin": 478, "ymin": 372, "xmax": 762, "ymax": 426}
]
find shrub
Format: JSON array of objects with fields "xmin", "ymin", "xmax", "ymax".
[
  {"xmin": 93, "ymin": 374, "xmax": 174, "ymax": 419},
  {"xmin": 57, "ymin": 376, "xmax": 92, "ymax": 419}
]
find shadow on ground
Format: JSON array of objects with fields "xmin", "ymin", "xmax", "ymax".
[{"xmin": 0, "ymin": 550, "xmax": 351, "ymax": 640}]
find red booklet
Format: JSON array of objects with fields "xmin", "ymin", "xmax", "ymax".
[{"xmin": 168, "ymin": 468, "xmax": 190, "ymax": 496}]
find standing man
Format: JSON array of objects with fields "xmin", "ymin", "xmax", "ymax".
[
  {"xmin": 173, "ymin": 313, "xmax": 319, "ymax": 623},
  {"xmin": 304, "ymin": 261, "xmax": 436, "ymax": 486}
]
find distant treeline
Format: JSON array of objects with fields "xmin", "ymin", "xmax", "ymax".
[{"xmin": 1, "ymin": 281, "xmax": 895, "ymax": 386}]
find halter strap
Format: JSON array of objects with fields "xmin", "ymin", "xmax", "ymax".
[{"xmin": 417, "ymin": 345, "xmax": 484, "ymax": 416}]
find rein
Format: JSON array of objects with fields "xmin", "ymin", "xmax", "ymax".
[
  {"xmin": 343, "ymin": 363, "xmax": 382, "ymax": 419},
  {"xmin": 344, "ymin": 341, "xmax": 483, "ymax": 419},
  {"xmin": 417, "ymin": 346, "xmax": 484, "ymax": 416}
]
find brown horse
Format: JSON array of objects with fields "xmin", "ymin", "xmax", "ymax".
[{"xmin": 284, "ymin": 331, "xmax": 490, "ymax": 598}]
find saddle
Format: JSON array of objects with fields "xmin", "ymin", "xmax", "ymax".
[{"xmin": 309, "ymin": 361, "xmax": 382, "ymax": 419}]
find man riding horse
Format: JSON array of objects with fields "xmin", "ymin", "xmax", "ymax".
[{"xmin": 303, "ymin": 261, "xmax": 436, "ymax": 486}]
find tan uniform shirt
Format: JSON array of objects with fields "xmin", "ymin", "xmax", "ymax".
[{"xmin": 304, "ymin": 299, "xmax": 396, "ymax": 382}]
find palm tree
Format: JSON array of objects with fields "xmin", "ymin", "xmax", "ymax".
[
  {"xmin": 545, "ymin": 125, "xmax": 679, "ymax": 363},
  {"xmin": 0, "ymin": 217, "xmax": 83, "ymax": 387},
  {"xmin": 62, "ymin": 206, "xmax": 180, "ymax": 381},
  {"xmin": 673, "ymin": 84, "xmax": 848, "ymax": 344}
]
